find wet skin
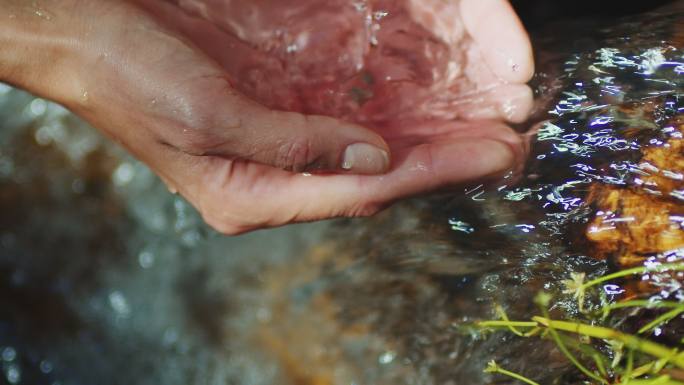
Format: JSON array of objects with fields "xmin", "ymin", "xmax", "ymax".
[{"xmin": 0, "ymin": 0, "xmax": 533, "ymax": 234}]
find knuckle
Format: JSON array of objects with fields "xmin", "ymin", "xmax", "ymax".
[
  {"xmin": 274, "ymin": 137, "xmax": 316, "ymax": 172},
  {"xmin": 164, "ymin": 81, "xmax": 242, "ymax": 156},
  {"xmin": 194, "ymin": 192, "xmax": 247, "ymax": 235},
  {"xmin": 202, "ymin": 212, "xmax": 251, "ymax": 235},
  {"xmin": 346, "ymin": 202, "xmax": 385, "ymax": 218},
  {"xmin": 197, "ymin": 192, "xmax": 267, "ymax": 235},
  {"xmin": 175, "ymin": 127, "xmax": 223, "ymax": 156}
]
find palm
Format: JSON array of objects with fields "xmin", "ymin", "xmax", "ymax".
[{"xmin": 129, "ymin": 0, "xmax": 534, "ymax": 232}]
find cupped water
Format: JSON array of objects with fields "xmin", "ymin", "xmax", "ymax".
[{"xmin": 0, "ymin": 3, "xmax": 683, "ymax": 385}]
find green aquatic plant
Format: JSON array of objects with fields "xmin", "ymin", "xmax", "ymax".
[
  {"xmin": 601, "ymin": 300, "xmax": 683, "ymax": 320},
  {"xmin": 562, "ymin": 263, "xmax": 684, "ymax": 312},
  {"xmin": 479, "ymin": 316, "xmax": 684, "ymax": 384},
  {"xmin": 484, "ymin": 361, "xmax": 541, "ymax": 385},
  {"xmin": 479, "ymin": 262, "xmax": 684, "ymax": 385}
]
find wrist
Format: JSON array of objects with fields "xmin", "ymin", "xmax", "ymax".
[{"xmin": 0, "ymin": 0, "xmax": 87, "ymax": 105}]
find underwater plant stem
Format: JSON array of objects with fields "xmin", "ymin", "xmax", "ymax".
[
  {"xmin": 544, "ymin": 319, "xmax": 609, "ymax": 384},
  {"xmin": 477, "ymin": 320, "xmax": 538, "ymax": 328},
  {"xmin": 581, "ymin": 263, "xmax": 684, "ymax": 292},
  {"xmin": 485, "ymin": 362, "xmax": 541, "ymax": 385},
  {"xmin": 533, "ymin": 317, "xmax": 684, "ymax": 369},
  {"xmin": 495, "ymin": 305, "xmax": 527, "ymax": 336},
  {"xmin": 606, "ymin": 300, "xmax": 683, "ymax": 311},
  {"xmin": 614, "ymin": 375, "xmax": 684, "ymax": 385},
  {"xmin": 638, "ymin": 307, "xmax": 684, "ymax": 334},
  {"xmin": 603, "ymin": 300, "xmax": 684, "ymax": 318},
  {"xmin": 492, "ymin": 368, "xmax": 541, "ymax": 385}
]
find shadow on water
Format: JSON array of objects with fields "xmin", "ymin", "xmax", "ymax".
[{"xmin": 0, "ymin": 2, "xmax": 683, "ymax": 385}]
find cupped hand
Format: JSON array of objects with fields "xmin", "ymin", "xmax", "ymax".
[{"xmin": 4, "ymin": 0, "xmax": 533, "ymax": 234}]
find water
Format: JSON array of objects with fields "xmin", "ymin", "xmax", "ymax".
[
  {"xmin": 0, "ymin": 4, "xmax": 683, "ymax": 385},
  {"xmin": 176, "ymin": 0, "xmax": 532, "ymax": 124}
]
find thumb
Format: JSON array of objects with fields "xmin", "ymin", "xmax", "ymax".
[{"xmin": 185, "ymin": 90, "xmax": 391, "ymax": 174}]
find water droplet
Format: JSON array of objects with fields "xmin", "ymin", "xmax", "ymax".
[
  {"xmin": 113, "ymin": 163, "xmax": 135, "ymax": 186},
  {"xmin": 39, "ymin": 360, "xmax": 53, "ymax": 374},
  {"xmin": 34, "ymin": 5, "xmax": 53, "ymax": 21},
  {"xmin": 5, "ymin": 365, "xmax": 20, "ymax": 384},
  {"xmin": 108, "ymin": 291, "xmax": 131, "ymax": 317},
  {"xmin": 286, "ymin": 44, "xmax": 298, "ymax": 53},
  {"xmin": 138, "ymin": 251, "xmax": 155, "ymax": 269},
  {"xmin": 29, "ymin": 98, "xmax": 47, "ymax": 116},
  {"xmin": 507, "ymin": 58, "xmax": 520, "ymax": 72},
  {"xmin": 373, "ymin": 10, "xmax": 388, "ymax": 20},
  {"xmin": 1, "ymin": 347, "xmax": 16, "ymax": 362},
  {"xmin": 378, "ymin": 351, "xmax": 396, "ymax": 364}
]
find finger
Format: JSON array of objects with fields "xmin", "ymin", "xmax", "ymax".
[
  {"xmin": 460, "ymin": 0, "xmax": 534, "ymax": 83},
  {"xmin": 177, "ymin": 83, "xmax": 390, "ymax": 174},
  {"xmin": 456, "ymin": 41, "xmax": 534, "ymax": 123},
  {"xmin": 455, "ymin": 83, "xmax": 534, "ymax": 123},
  {"xmin": 192, "ymin": 123, "xmax": 525, "ymax": 233},
  {"xmin": 371, "ymin": 118, "xmax": 525, "ymax": 151}
]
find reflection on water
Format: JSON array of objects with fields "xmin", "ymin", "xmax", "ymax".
[{"xmin": 1, "ymin": 6, "xmax": 684, "ymax": 385}]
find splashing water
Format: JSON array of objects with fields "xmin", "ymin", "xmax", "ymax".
[{"xmin": 176, "ymin": 0, "xmax": 531, "ymax": 124}]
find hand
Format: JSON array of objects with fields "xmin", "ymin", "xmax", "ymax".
[{"xmin": 0, "ymin": 0, "xmax": 533, "ymax": 234}]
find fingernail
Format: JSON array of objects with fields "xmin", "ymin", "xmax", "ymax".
[{"xmin": 341, "ymin": 143, "xmax": 390, "ymax": 174}]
